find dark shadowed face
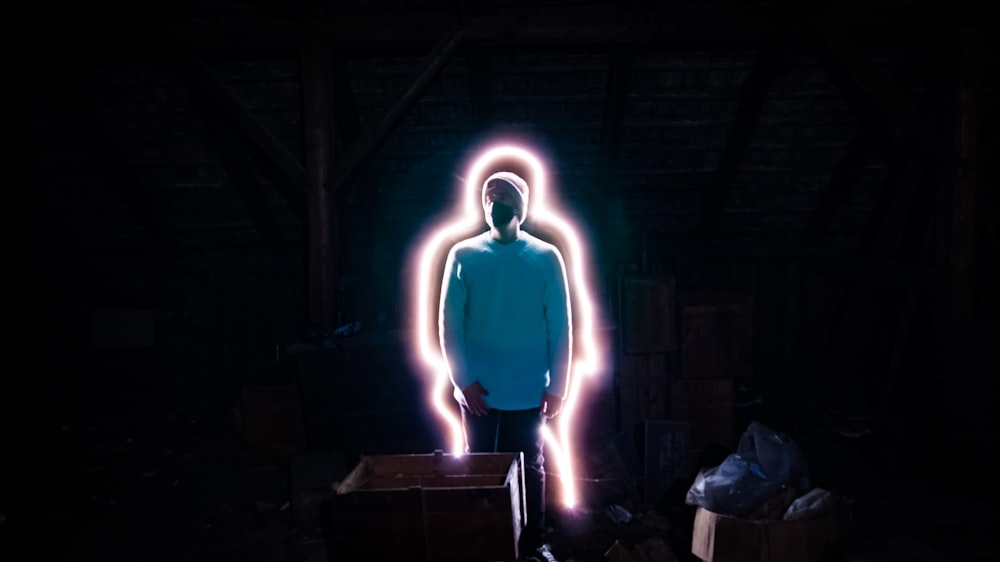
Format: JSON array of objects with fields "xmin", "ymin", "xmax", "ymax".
[{"xmin": 483, "ymin": 182, "xmax": 522, "ymax": 242}]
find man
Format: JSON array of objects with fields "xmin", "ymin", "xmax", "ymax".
[{"xmin": 439, "ymin": 171, "xmax": 571, "ymax": 561}]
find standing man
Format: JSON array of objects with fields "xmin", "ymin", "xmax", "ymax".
[{"xmin": 439, "ymin": 171, "xmax": 571, "ymax": 561}]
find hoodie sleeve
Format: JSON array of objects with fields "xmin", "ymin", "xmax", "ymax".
[
  {"xmin": 439, "ymin": 247, "xmax": 471, "ymax": 390},
  {"xmin": 544, "ymin": 246, "xmax": 573, "ymax": 400}
]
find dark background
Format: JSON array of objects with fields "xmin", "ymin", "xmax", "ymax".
[{"xmin": 3, "ymin": 1, "xmax": 997, "ymax": 561}]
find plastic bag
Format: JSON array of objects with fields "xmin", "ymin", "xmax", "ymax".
[
  {"xmin": 685, "ymin": 421, "xmax": 810, "ymax": 517},
  {"xmin": 782, "ymin": 487, "xmax": 834, "ymax": 520}
]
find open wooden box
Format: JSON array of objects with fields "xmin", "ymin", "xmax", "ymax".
[{"xmin": 328, "ymin": 451, "xmax": 526, "ymax": 561}]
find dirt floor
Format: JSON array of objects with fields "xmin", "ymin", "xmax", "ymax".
[{"xmin": 4, "ymin": 353, "xmax": 996, "ymax": 562}]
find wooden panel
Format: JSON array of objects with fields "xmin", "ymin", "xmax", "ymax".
[
  {"xmin": 669, "ymin": 378, "xmax": 736, "ymax": 454},
  {"xmin": 616, "ymin": 352, "xmax": 669, "ymax": 434},
  {"xmin": 619, "ymin": 275, "xmax": 678, "ymax": 353},
  {"xmin": 680, "ymin": 293, "xmax": 754, "ymax": 378}
]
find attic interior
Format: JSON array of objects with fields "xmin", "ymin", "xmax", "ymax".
[{"xmin": 5, "ymin": 1, "xmax": 998, "ymax": 561}]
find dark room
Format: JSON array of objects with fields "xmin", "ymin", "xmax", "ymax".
[{"xmin": 4, "ymin": 1, "xmax": 998, "ymax": 561}]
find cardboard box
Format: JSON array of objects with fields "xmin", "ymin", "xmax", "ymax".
[
  {"xmin": 329, "ymin": 451, "xmax": 525, "ymax": 561},
  {"xmin": 691, "ymin": 506, "xmax": 839, "ymax": 562}
]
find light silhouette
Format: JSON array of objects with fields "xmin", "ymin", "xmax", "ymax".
[{"xmin": 408, "ymin": 142, "xmax": 603, "ymax": 508}]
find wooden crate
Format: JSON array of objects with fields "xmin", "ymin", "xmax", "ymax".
[
  {"xmin": 619, "ymin": 275, "xmax": 678, "ymax": 354},
  {"xmin": 329, "ymin": 451, "xmax": 525, "ymax": 561}
]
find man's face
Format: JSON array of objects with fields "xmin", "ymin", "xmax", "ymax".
[{"xmin": 484, "ymin": 183, "xmax": 520, "ymax": 228}]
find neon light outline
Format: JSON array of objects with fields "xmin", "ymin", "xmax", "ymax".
[{"xmin": 408, "ymin": 142, "xmax": 602, "ymax": 509}]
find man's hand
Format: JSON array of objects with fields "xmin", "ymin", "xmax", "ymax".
[
  {"xmin": 540, "ymin": 393, "xmax": 563, "ymax": 419},
  {"xmin": 462, "ymin": 381, "xmax": 490, "ymax": 416}
]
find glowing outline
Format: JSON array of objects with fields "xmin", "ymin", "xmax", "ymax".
[{"xmin": 408, "ymin": 142, "xmax": 602, "ymax": 509}]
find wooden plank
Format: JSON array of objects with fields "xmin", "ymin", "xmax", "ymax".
[
  {"xmin": 179, "ymin": 69, "xmax": 286, "ymax": 250},
  {"xmin": 802, "ymin": 122, "xmax": 874, "ymax": 240},
  {"xmin": 41, "ymin": 3, "xmax": 1000, "ymax": 51},
  {"xmin": 360, "ymin": 475, "xmax": 505, "ymax": 490},
  {"xmin": 425, "ymin": 511, "xmax": 519, "ymax": 560},
  {"xmin": 699, "ymin": 43, "xmax": 778, "ymax": 235},
  {"xmin": 808, "ymin": 14, "xmax": 956, "ymax": 172},
  {"xmin": 669, "ymin": 378, "xmax": 736, "ymax": 453},
  {"xmin": 299, "ymin": 30, "xmax": 338, "ymax": 326},
  {"xmin": 329, "ymin": 24, "xmax": 466, "ymax": 195},
  {"xmin": 619, "ymin": 275, "xmax": 678, "ymax": 354},
  {"xmin": 616, "ymin": 351, "xmax": 669, "ymax": 434},
  {"xmin": 171, "ymin": 45, "xmax": 306, "ymax": 191},
  {"xmin": 856, "ymin": 155, "xmax": 928, "ymax": 261},
  {"xmin": 331, "ymin": 452, "xmax": 523, "ymax": 561},
  {"xmin": 337, "ymin": 452, "xmax": 523, "ymax": 490},
  {"xmin": 679, "ymin": 293, "xmax": 754, "ymax": 379}
]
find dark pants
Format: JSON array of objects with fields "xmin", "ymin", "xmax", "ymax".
[{"xmin": 461, "ymin": 406, "xmax": 546, "ymax": 550}]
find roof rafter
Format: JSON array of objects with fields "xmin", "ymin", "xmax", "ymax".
[
  {"xmin": 328, "ymin": 22, "xmax": 467, "ymax": 195},
  {"xmin": 699, "ymin": 41, "xmax": 779, "ymax": 235},
  {"xmin": 171, "ymin": 43, "xmax": 308, "ymax": 206},
  {"xmin": 179, "ymin": 66, "xmax": 287, "ymax": 252}
]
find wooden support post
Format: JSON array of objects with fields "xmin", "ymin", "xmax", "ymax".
[{"xmin": 300, "ymin": 30, "xmax": 337, "ymax": 326}]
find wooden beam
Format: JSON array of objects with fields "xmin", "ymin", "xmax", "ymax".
[
  {"xmin": 171, "ymin": 45, "xmax": 307, "ymax": 192},
  {"xmin": 802, "ymin": 123, "xmax": 874, "ymax": 240},
  {"xmin": 807, "ymin": 14, "xmax": 956, "ymax": 171},
  {"xmin": 328, "ymin": 23, "xmax": 467, "ymax": 195},
  {"xmin": 877, "ymin": 215, "xmax": 933, "ymax": 423},
  {"xmin": 807, "ymin": 45, "xmax": 926, "ymax": 242},
  {"xmin": 179, "ymin": 69, "xmax": 286, "ymax": 251},
  {"xmin": 300, "ymin": 29, "xmax": 338, "ymax": 327},
  {"xmin": 699, "ymin": 43, "xmax": 778, "ymax": 235},
  {"xmin": 42, "ymin": 2, "xmax": 1000, "ymax": 53},
  {"xmin": 857, "ymin": 156, "xmax": 930, "ymax": 261}
]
